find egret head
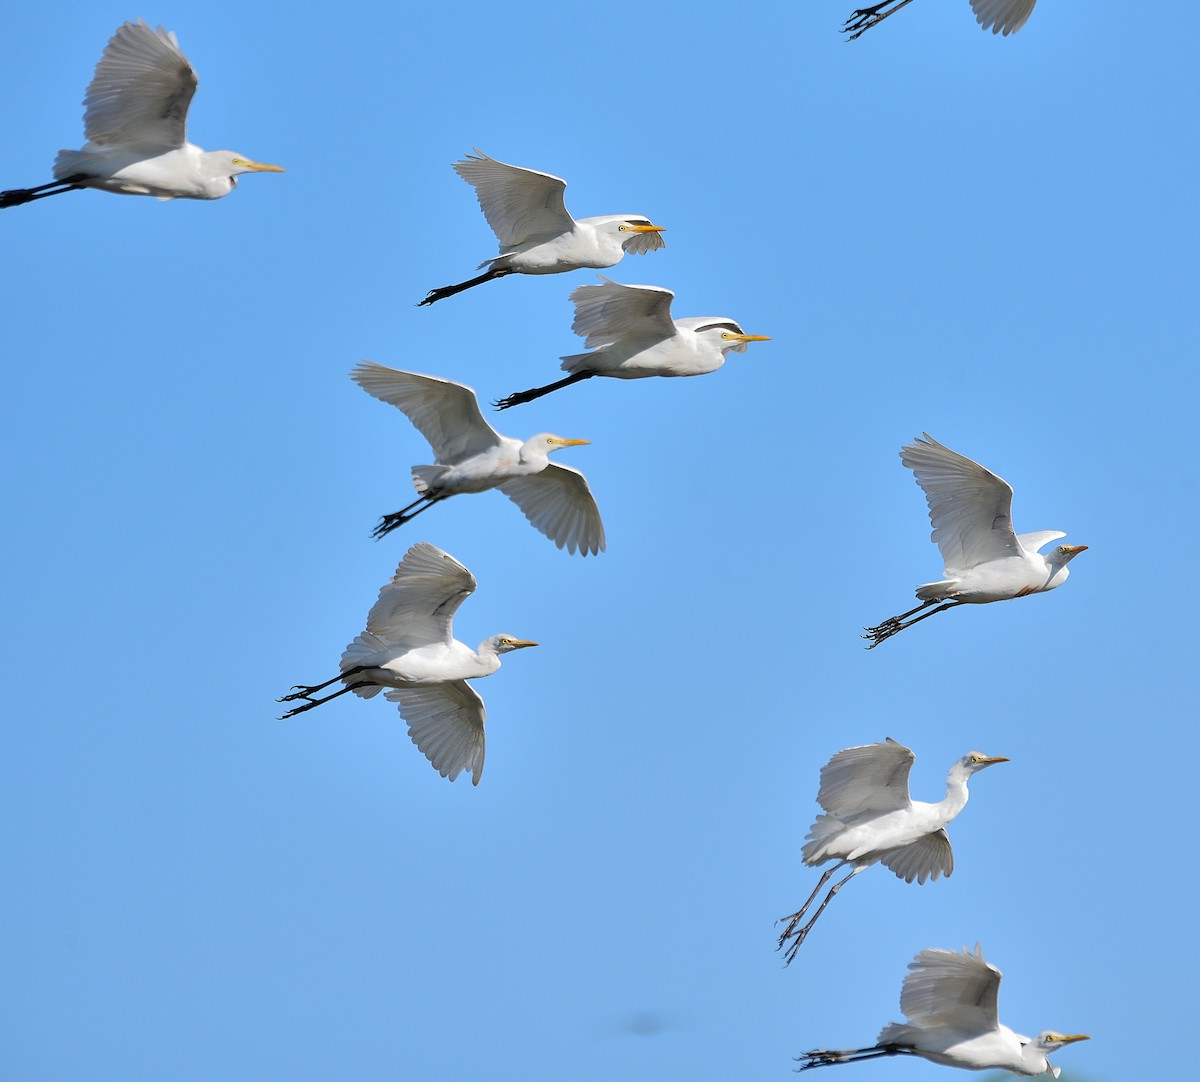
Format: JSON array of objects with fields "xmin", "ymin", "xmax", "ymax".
[
  {"xmin": 208, "ymin": 151, "xmax": 285, "ymax": 183},
  {"xmin": 959, "ymin": 751, "xmax": 1009, "ymax": 775},
  {"xmin": 686, "ymin": 319, "xmax": 771, "ymax": 355},
  {"xmin": 1053, "ymin": 543, "xmax": 1088, "ymax": 565},
  {"xmin": 530, "ymin": 434, "xmax": 590, "ymax": 455},
  {"xmin": 590, "ymin": 215, "xmax": 666, "ymax": 254},
  {"xmin": 487, "ymin": 635, "xmax": 539, "ymax": 655}
]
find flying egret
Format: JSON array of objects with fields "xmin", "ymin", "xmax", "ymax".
[
  {"xmin": 278, "ymin": 542, "xmax": 536, "ymax": 785},
  {"xmin": 777, "ymin": 739, "xmax": 1007, "ymax": 964},
  {"xmin": 0, "ymin": 20, "xmax": 282, "ymax": 209},
  {"xmin": 351, "ymin": 362, "xmax": 605, "ymax": 555},
  {"xmin": 795, "ymin": 944, "xmax": 1088, "ymax": 1076},
  {"xmin": 494, "ymin": 277, "xmax": 771, "ymax": 410},
  {"xmin": 417, "ymin": 150, "xmax": 665, "ymax": 306},
  {"xmin": 842, "ymin": 0, "xmax": 1036, "ymax": 40},
  {"xmin": 863, "ymin": 434, "xmax": 1086, "ymax": 648}
]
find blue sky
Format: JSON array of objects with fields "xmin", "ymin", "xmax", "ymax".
[{"xmin": 1, "ymin": 2, "xmax": 1194, "ymax": 1079}]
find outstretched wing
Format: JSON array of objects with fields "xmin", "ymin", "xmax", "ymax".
[
  {"xmin": 970, "ymin": 0, "xmax": 1037, "ymax": 35},
  {"xmin": 83, "ymin": 20, "xmax": 197, "ymax": 148},
  {"xmin": 815, "ymin": 738, "xmax": 915, "ymax": 817},
  {"xmin": 386, "ymin": 682, "xmax": 486, "ymax": 785},
  {"xmin": 351, "ymin": 362, "xmax": 502, "ymax": 464},
  {"xmin": 900, "ymin": 944, "xmax": 1001, "ymax": 1033},
  {"xmin": 1017, "ymin": 530, "xmax": 1066, "ymax": 554},
  {"xmin": 363, "ymin": 542, "xmax": 476, "ymax": 647},
  {"xmin": 568, "ymin": 277, "xmax": 677, "ymax": 349},
  {"xmin": 901, "ymin": 434, "xmax": 1022, "ymax": 574},
  {"xmin": 498, "ymin": 464, "xmax": 606, "ymax": 556},
  {"xmin": 879, "ymin": 828, "xmax": 954, "ymax": 885},
  {"xmin": 453, "ymin": 149, "xmax": 574, "ymax": 246}
]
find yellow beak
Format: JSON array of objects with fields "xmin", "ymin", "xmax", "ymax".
[
  {"xmin": 554, "ymin": 438, "xmax": 591, "ymax": 447},
  {"xmin": 981, "ymin": 756, "xmax": 1010, "ymax": 765},
  {"xmin": 1057, "ymin": 1035, "xmax": 1090, "ymax": 1045},
  {"xmin": 1062, "ymin": 545, "xmax": 1089, "ymax": 555},
  {"xmin": 508, "ymin": 639, "xmax": 539, "ymax": 649},
  {"xmin": 244, "ymin": 160, "xmax": 285, "ymax": 173},
  {"xmin": 729, "ymin": 334, "xmax": 771, "ymax": 343},
  {"xmin": 628, "ymin": 224, "xmax": 665, "ymax": 233}
]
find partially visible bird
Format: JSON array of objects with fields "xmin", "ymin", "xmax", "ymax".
[
  {"xmin": 495, "ymin": 277, "xmax": 770, "ymax": 409},
  {"xmin": 864, "ymin": 434, "xmax": 1086, "ymax": 648},
  {"xmin": 417, "ymin": 150, "xmax": 664, "ymax": 306},
  {"xmin": 351, "ymin": 362, "xmax": 605, "ymax": 556},
  {"xmin": 777, "ymin": 739, "xmax": 1007, "ymax": 963},
  {"xmin": 795, "ymin": 944, "xmax": 1088, "ymax": 1076},
  {"xmin": 277, "ymin": 542, "xmax": 537, "ymax": 785},
  {"xmin": 843, "ymin": 0, "xmax": 1037, "ymax": 41},
  {"xmin": 1, "ymin": 20, "xmax": 282, "ymax": 209}
]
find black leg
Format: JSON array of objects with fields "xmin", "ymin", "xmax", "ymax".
[
  {"xmin": 493, "ymin": 370, "xmax": 595, "ymax": 410},
  {"xmin": 863, "ymin": 600, "xmax": 963, "ymax": 649},
  {"xmin": 779, "ymin": 866, "xmax": 862, "ymax": 964},
  {"xmin": 842, "ymin": 0, "xmax": 917, "ymax": 41},
  {"xmin": 777, "ymin": 864, "xmax": 841, "ymax": 944},
  {"xmin": 1, "ymin": 174, "xmax": 87, "ymax": 209},
  {"xmin": 371, "ymin": 494, "xmax": 444, "ymax": 539},
  {"xmin": 417, "ymin": 268, "xmax": 508, "ymax": 306},
  {"xmin": 795, "ymin": 1045, "xmax": 913, "ymax": 1071},
  {"xmin": 278, "ymin": 680, "xmax": 376, "ymax": 720},
  {"xmin": 277, "ymin": 664, "xmax": 374, "ymax": 704}
]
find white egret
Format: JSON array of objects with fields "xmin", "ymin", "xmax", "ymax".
[
  {"xmin": 795, "ymin": 944, "xmax": 1088, "ymax": 1076},
  {"xmin": 777, "ymin": 739, "xmax": 1007, "ymax": 964},
  {"xmin": 495, "ymin": 277, "xmax": 770, "ymax": 409},
  {"xmin": 864, "ymin": 434, "xmax": 1086, "ymax": 648},
  {"xmin": 843, "ymin": 0, "xmax": 1037, "ymax": 41},
  {"xmin": 351, "ymin": 362, "xmax": 605, "ymax": 555},
  {"xmin": 278, "ymin": 542, "xmax": 536, "ymax": 785},
  {"xmin": 417, "ymin": 150, "xmax": 665, "ymax": 306},
  {"xmin": 1, "ymin": 20, "xmax": 282, "ymax": 209}
]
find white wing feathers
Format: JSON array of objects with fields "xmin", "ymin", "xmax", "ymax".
[
  {"xmin": 569, "ymin": 277, "xmax": 678, "ymax": 349},
  {"xmin": 499, "ymin": 464, "xmax": 606, "ymax": 556},
  {"xmin": 83, "ymin": 19, "xmax": 196, "ymax": 148},
  {"xmin": 900, "ymin": 945, "xmax": 1002, "ymax": 1032},
  {"xmin": 453, "ymin": 149, "xmax": 574, "ymax": 248},
  {"xmin": 880, "ymin": 828, "xmax": 954, "ymax": 884},
  {"xmin": 362, "ymin": 542, "xmax": 476, "ymax": 646},
  {"xmin": 970, "ymin": 0, "xmax": 1037, "ymax": 35},
  {"xmin": 351, "ymin": 363, "xmax": 501, "ymax": 464},
  {"xmin": 386, "ymin": 682, "xmax": 487, "ymax": 785},
  {"xmin": 901, "ymin": 434, "xmax": 1022, "ymax": 573},
  {"xmin": 816, "ymin": 738, "xmax": 915, "ymax": 817}
]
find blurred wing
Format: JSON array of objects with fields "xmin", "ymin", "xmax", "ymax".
[
  {"xmin": 1017, "ymin": 530, "xmax": 1066, "ymax": 553},
  {"xmin": 453, "ymin": 149, "xmax": 573, "ymax": 246},
  {"xmin": 970, "ymin": 0, "xmax": 1037, "ymax": 35},
  {"xmin": 83, "ymin": 20, "xmax": 197, "ymax": 148},
  {"xmin": 386, "ymin": 682, "xmax": 486, "ymax": 785},
  {"xmin": 363, "ymin": 542, "xmax": 477, "ymax": 646},
  {"xmin": 498, "ymin": 464, "xmax": 606, "ymax": 556},
  {"xmin": 619, "ymin": 221, "xmax": 667, "ymax": 256},
  {"xmin": 879, "ymin": 828, "xmax": 954, "ymax": 885},
  {"xmin": 816, "ymin": 738, "xmax": 915, "ymax": 816},
  {"xmin": 568, "ymin": 277, "xmax": 677, "ymax": 348},
  {"xmin": 351, "ymin": 363, "xmax": 502, "ymax": 463},
  {"xmin": 900, "ymin": 434, "xmax": 1021, "ymax": 573},
  {"xmin": 900, "ymin": 945, "xmax": 1001, "ymax": 1032}
]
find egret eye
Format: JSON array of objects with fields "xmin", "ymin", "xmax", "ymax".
[
  {"xmin": 618, "ymin": 225, "xmax": 628, "ymax": 232},
  {"xmin": 969, "ymin": 755, "xmax": 980, "ymax": 763}
]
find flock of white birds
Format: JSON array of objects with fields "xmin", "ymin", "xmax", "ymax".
[{"xmin": 3, "ymin": 4, "xmax": 1095, "ymax": 1078}]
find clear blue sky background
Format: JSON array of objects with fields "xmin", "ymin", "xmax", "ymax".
[{"xmin": 1, "ymin": 3, "xmax": 1194, "ymax": 1079}]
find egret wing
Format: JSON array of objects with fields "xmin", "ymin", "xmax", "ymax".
[
  {"xmin": 453, "ymin": 149, "xmax": 573, "ymax": 246},
  {"xmin": 900, "ymin": 945, "xmax": 1001, "ymax": 1032},
  {"xmin": 970, "ymin": 0, "xmax": 1037, "ymax": 35},
  {"xmin": 879, "ymin": 828, "xmax": 954, "ymax": 885},
  {"xmin": 568, "ymin": 277, "xmax": 677, "ymax": 349},
  {"xmin": 901, "ymin": 434, "xmax": 1022, "ymax": 573},
  {"xmin": 497, "ymin": 464, "xmax": 606, "ymax": 556},
  {"xmin": 351, "ymin": 363, "xmax": 502, "ymax": 464},
  {"xmin": 83, "ymin": 20, "xmax": 196, "ymax": 148},
  {"xmin": 386, "ymin": 681, "xmax": 486, "ymax": 785},
  {"xmin": 363, "ymin": 542, "xmax": 476, "ymax": 647},
  {"xmin": 1017, "ymin": 530, "xmax": 1066, "ymax": 553},
  {"xmin": 816, "ymin": 738, "xmax": 915, "ymax": 816}
]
